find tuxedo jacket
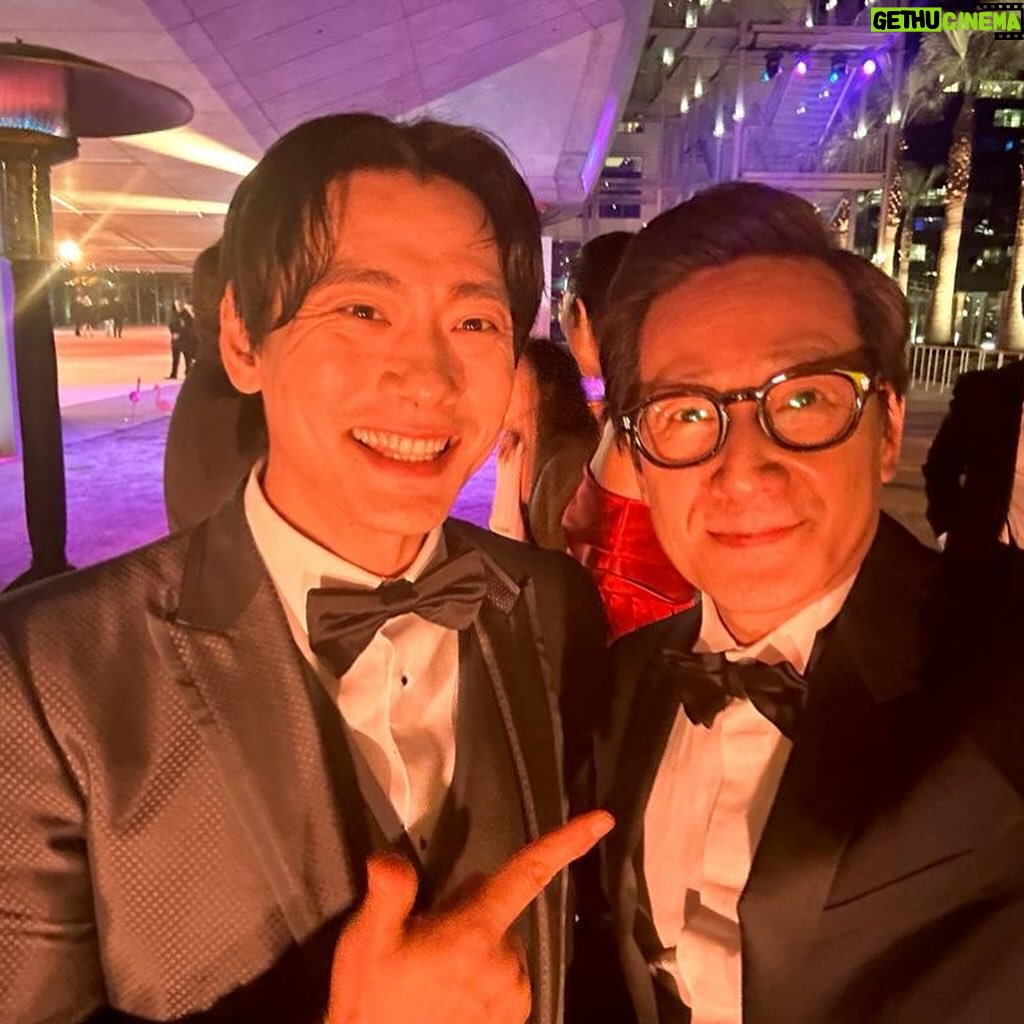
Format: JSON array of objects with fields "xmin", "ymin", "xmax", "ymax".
[
  {"xmin": 0, "ymin": 494, "xmax": 607, "ymax": 1023},
  {"xmin": 571, "ymin": 514, "xmax": 1024, "ymax": 1024},
  {"xmin": 923, "ymin": 359, "xmax": 1024, "ymax": 557}
]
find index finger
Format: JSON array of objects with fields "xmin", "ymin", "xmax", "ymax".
[{"xmin": 468, "ymin": 809, "xmax": 614, "ymax": 938}]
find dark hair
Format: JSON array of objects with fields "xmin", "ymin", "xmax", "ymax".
[
  {"xmin": 565, "ymin": 231, "xmax": 633, "ymax": 333},
  {"xmin": 520, "ymin": 338, "xmax": 600, "ymax": 454},
  {"xmin": 191, "ymin": 240, "xmax": 224, "ymax": 362},
  {"xmin": 220, "ymin": 113, "xmax": 542, "ymax": 356},
  {"xmin": 601, "ymin": 183, "xmax": 909, "ymax": 423}
]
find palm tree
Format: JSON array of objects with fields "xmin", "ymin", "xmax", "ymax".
[
  {"xmin": 895, "ymin": 161, "xmax": 944, "ymax": 295},
  {"xmin": 999, "ymin": 155, "xmax": 1024, "ymax": 351},
  {"xmin": 919, "ymin": 31, "xmax": 1024, "ymax": 344},
  {"xmin": 820, "ymin": 48, "xmax": 945, "ymax": 276}
]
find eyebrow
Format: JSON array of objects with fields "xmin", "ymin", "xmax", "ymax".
[
  {"xmin": 648, "ymin": 343, "xmax": 855, "ymax": 387},
  {"xmin": 316, "ymin": 263, "xmax": 508, "ymax": 305}
]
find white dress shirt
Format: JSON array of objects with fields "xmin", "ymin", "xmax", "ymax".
[
  {"xmin": 243, "ymin": 466, "xmax": 458, "ymax": 850},
  {"xmin": 643, "ymin": 575, "xmax": 856, "ymax": 1024},
  {"xmin": 1000, "ymin": 403, "xmax": 1024, "ymax": 546}
]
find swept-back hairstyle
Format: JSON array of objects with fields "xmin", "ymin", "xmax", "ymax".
[
  {"xmin": 220, "ymin": 113, "xmax": 543, "ymax": 356},
  {"xmin": 601, "ymin": 182, "xmax": 909, "ymax": 423}
]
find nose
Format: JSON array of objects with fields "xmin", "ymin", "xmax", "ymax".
[
  {"xmin": 382, "ymin": 323, "xmax": 462, "ymax": 408},
  {"xmin": 708, "ymin": 401, "xmax": 788, "ymax": 500}
]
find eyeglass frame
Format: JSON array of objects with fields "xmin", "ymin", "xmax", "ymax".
[{"xmin": 619, "ymin": 356, "xmax": 884, "ymax": 470}]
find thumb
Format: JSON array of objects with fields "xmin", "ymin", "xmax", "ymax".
[
  {"xmin": 350, "ymin": 853, "xmax": 420, "ymax": 949},
  {"xmin": 329, "ymin": 855, "xmax": 420, "ymax": 1014}
]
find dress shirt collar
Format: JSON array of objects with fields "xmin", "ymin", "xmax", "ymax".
[
  {"xmin": 243, "ymin": 461, "xmax": 444, "ymax": 641},
  {"xmin": 695, "ymin": 573, "xmax": 858, "ymax": 675}
]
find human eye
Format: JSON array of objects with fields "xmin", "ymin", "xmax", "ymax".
[
  {"xmin": 340, "ymin": 303, "xmax": 387, "ymax": 322},
  {"xmin": 671, "ymin": 402, "xmax": 715, "ymax": 424},
  {"xmin": 774, "ymin": 377, "xmax": 846, "ymax": 414},
  {"xmin": 781, "ymin": 387, "xmax": 824, "ymax": 410},
  {"xmin": 457, "ymin": 316, "xmax": 497, "ymax": 332}
]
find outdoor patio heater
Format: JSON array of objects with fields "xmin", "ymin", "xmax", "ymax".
[{"xmin": 0, "ymin": 41, "xmax": 192, "ymax": 589}]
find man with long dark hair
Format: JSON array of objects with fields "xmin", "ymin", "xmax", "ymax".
[{"xmin": 0, "ymin": 113, "xmax": 610, "ymax": 1024}]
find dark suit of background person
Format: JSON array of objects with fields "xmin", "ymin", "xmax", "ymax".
[
  {"xmin": 0, "ymin": 496, "xmax": 607, "ymax": 1023},
  {"xmin": 923, "ymin": 358, "xmax": 1024, "ymax": 558},
  {"xmin": 576, "ymin": 514, "xmax": 1024, "ymax": 1024}
]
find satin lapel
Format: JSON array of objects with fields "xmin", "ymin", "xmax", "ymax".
[
  {"xmin": 155, "ymin": 495, "xmax": 358, "ymax": 948},
  {"xmin": 737, "ymin": 638, "xmax": 880, "ymax": 1015},
  {"xmin": 447, "ymin": 526, "xmax": 563, "ymax": 1024},
  {"xmin": 602, "ymin": 614, "xmax": 695, "ymax": 1024},
  {"xmin": 739, "ymin": 516, "xmax": 940, "ymax": 1016}
]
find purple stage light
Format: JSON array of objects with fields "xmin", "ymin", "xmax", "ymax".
[
  {"xmin": 795, "ymin": 59, "xmax": 808, "ymax": 76},
  {"xmin": 862, "ymin": 58, "xmax": 878, "ymax": 76}
]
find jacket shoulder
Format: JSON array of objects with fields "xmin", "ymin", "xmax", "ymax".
[{"xmin": 0, "ymin": 532, "xmax": 190, "ymax": 635}]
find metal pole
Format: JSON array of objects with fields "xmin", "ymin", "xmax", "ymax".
[{"xmin": 0, "ymin": 136, "xmax": 77, "ymax": 587}]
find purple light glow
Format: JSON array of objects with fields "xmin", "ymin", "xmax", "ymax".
[
  {"xmin": 795, "ymin": 59, "xmax": 808, "ymax": 76},
  {"xmin": 862, "ymin": 58, "xmax": 878, "ymax": 76}
]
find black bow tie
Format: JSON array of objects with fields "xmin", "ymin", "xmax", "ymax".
[
  {"xmin": 661, "ymin": 646, "xmax": 807, "ymax": 740},
  {"xmin": 306, "ymin": 549, "xmax": 488, "ymax": 678}
]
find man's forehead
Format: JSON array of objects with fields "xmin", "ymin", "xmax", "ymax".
[{"xmin": 641, "ymin": 339, "xmax": 856, "ymax": 390}]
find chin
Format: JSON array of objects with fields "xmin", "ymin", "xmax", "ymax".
[
  {"xmin": 712, "ymin": 573, "xmax": 821, "ymax": 617},
  {"xmin": 370, "ymin": 496, "xmax": 452, "ymax": 534}
]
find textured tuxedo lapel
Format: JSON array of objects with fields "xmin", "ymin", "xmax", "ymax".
[
  {"xmin": 158, "ymin": 496, "xmax": 358, "ymax": 950},
  {"xmin": 739, "ymin": 516, "xmax": 941, "ymax": 1019},
  {"xmin": 444, "ymin": 521, "xmax": 566, "ymax": 1024}
]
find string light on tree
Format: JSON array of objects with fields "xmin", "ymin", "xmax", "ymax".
[
  {"xmin": 662, "ymin": 46, "xmax": 675, "ymax": 67},
  {"xmin": 693, "ymin": 73, "xmax": 704, "ymax": 98},
  {"xmin": 680, "ymin": 92, "xmax": 690, "ymax": 114}
]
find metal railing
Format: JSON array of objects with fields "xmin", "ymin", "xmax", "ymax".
[{"xmin": 907, "ymin": 344, "xmax": 1024, "ymax": 392}]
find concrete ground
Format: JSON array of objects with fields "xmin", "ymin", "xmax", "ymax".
[{"xmin": 0, "ymin": 328, "xmax": 951, "ymax": 589}]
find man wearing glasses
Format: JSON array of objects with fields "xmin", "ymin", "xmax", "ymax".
[{"xmin": 570, "ymin": 183, "xmax": 1024, "ymax": 1024}]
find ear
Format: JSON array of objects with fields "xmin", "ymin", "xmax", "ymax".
[
  {"xmin": 564, "ymin": 298, "xmax": 602, "ymax": 379},
  {"xmin": 219, "ymin": 287, "xmax": 262, "ymax": 395},
  {"xmin": 879, "ymin": 391, "xmax": 905, "ymax": 484}
]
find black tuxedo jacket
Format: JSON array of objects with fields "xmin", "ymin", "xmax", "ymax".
[
  {"xmin": 0, "ymin": 495, "xmax": 607, "ymax": 1023},
  {"xmin": 571, "ymin": 514, "xmax": 1024, "ymax": 1024},
  {"xmin": 923, "ymin": 359, "xmax": 1024, "ymax": 557}
]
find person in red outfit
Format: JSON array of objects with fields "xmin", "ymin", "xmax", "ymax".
[{"xmin": 560, "ymin": 233, "xmax": 696, "ymax": 639}]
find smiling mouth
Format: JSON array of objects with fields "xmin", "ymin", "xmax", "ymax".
[
  {"xmin": 708, "ymin": 524, "xmax": 803, "ymax": 547},
  {"xmin": 351, "ymin": 428, "xmax": 454, "ymax": 463}
]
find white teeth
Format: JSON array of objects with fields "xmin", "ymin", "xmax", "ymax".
[{"xmin": 351, "ymin": 428, "xmax": 450, "ymax": 462}]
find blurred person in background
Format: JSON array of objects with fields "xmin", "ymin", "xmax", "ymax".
[
  {"xmin": 489, "ymin": 337, "xmax": 599, "ymax": 550},
  {"xmin": 110, "ymin": 294, "xmax": 126, "ymax": 338},
  {"xmin": 923, "ymin": 358, "xmax": 1024, "ymax": 561},
  {"xmin": 167, "ymin": 297, "xmax": 198, "ymax": 379},
  {"xmin": 560, "ymin": 232, "xmax": 696, "ymax": 639},
  {"xmin": 163, "ymin": 239, "xmax": 268, "ymax": 532}
]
